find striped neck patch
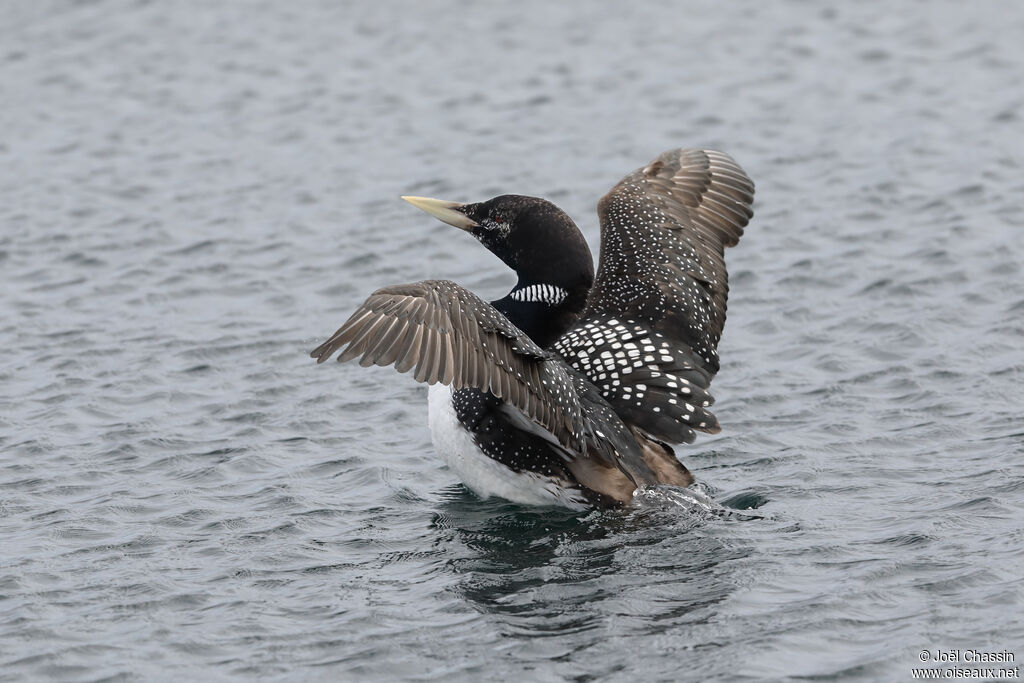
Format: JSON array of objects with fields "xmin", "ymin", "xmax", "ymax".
[{"xmin": 510, "ymin": 284, "xmax": 568, "ymax": 305}]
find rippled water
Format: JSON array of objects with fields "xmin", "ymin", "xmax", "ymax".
[{"xmin": 3, "ymin": 1, "xmax": 1024, "ymax": 680}]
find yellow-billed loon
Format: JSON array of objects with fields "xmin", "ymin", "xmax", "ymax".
[{"xmin": 311, "ymin": 148, "xmax": 755, "ymax": 508}]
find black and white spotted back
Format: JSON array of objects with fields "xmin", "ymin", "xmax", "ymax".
[{"xmin": 553, "ymin": 149, "xmax": 755, "ymax": 444}]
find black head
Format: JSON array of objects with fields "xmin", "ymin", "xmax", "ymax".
[
  {"xmin": 403, "ymin": 194, "xmax": 594, "ymax": 292},
  {"xmin": 403, "ymin": 193, "xmax": 595, "ymax": 346}
]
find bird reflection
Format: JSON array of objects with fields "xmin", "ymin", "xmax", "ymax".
[{"xmin": 429, "ymin": 484, "xmax": 755, "ymax": 638}]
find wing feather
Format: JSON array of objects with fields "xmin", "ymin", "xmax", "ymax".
[
  {"xmin": 554, "ymin": 148, "xmax": 755, "ymax": 444},
  {"xmin": 311, "ymin": 279, "xmax": 589, "ymax": 452}
]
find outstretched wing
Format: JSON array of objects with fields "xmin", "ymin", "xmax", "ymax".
[
  {"xmin": 311, "ymin": 279, "xmax": 589, "ymax": 451},
  {"xmin": 311, "ymin": 279, "xmax": 660, "ymax": 485},
  {"xmin": 553, "ymin": 149, "xmax": 755, "ymax": 444}
]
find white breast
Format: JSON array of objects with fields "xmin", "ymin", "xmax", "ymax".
[{"xmin": 426, "ymin": 384, "xmax": 588, "ymax": 509}]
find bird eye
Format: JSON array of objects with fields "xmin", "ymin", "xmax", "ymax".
[{"xmin": 493, "ymin": 216, "xmax": 503, "ymax": 224}]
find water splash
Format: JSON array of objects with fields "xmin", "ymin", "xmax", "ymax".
[{"xmin": 632, "ymin": 484, "xmax": 764, "ymax": 520}]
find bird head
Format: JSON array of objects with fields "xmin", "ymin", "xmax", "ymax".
[{"xmin": 401, "ymin": 194, "xmax": 595, "ymax": 297}]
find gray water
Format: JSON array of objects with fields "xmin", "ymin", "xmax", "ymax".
[{"xmin": 2, "ymin": 1, "xmax": 1023, "ymax": 680}]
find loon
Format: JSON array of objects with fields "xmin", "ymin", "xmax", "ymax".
[{"xmin": 311, "ymin": 148, "xmax": 755, "ymax": 508}]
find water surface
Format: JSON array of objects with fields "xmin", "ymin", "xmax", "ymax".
[{"xmin": 2, "ymin": 1, "xmax": 1023, "ymax": 680}]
